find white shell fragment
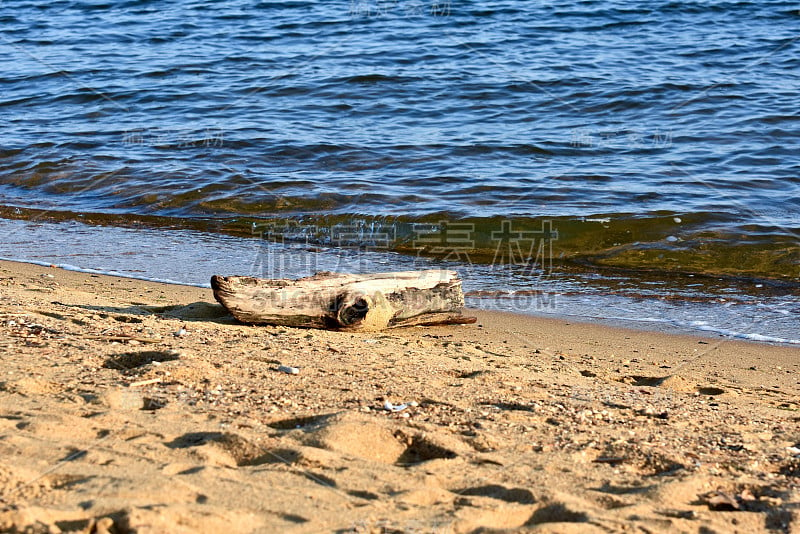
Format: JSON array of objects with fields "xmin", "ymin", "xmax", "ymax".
[
  {"xmin": 277, "ymin": 365, "xmax": 300, "ymax": 375},
  {"xmin": 383, "ymin": 400, "xmax": 417, "ymax": 412}
]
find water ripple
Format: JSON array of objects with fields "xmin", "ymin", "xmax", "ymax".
[{"xmin": 0, "ymin": 0, "xmax": 797, "ymax": 280}]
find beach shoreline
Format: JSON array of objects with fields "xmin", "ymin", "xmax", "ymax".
[{"xmin": 0, "ymin": 259, "xmax": 797, "ymax": 533}]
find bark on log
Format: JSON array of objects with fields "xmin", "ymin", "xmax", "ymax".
[{"xmin": 211, "ymin": 270, "xmax": 476, "ymax": 331}]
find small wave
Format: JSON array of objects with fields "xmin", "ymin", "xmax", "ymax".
[
  {"xmin": 686, "ymin": 321, "xmax": 800, "ymax": 345},
  {"xmin": 0, "ymin": 204, "xmax": 797, "ymax": 285}
]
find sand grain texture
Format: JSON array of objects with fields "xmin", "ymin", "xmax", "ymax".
[{"xmin": 0, "ymin": 260, "xmax": 797, "ymax": 533}]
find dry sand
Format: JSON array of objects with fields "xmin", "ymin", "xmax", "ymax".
[{"xmin": 0, "ymin": 259, "xmax": 797, "ymax": 533}]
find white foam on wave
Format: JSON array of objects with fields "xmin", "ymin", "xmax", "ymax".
[{"xmin": 686, "ymin": 321, "xmax": 800, "ymax": 345}]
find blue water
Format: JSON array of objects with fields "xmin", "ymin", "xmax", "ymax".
[
  {"xmin": 1, "ymin": 1, "xmax": 798, "ymax": 219},
  {"xmin": 0, "ymin": 0, "xmax": 797, "ymax": 342}
]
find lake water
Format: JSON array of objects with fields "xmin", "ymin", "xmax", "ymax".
[{"xmin": 1, "ymin": 0, "xmax": 798, "ymax": 342}]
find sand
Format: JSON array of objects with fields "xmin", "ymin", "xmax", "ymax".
[{"xmin": 0, "ymin": 259, "xmax": 797, "ymax": 533}]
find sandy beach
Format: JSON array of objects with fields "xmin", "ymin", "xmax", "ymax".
[{"xmin": 0, "ymin": 259, "xmax": 797, "ymax": 533}]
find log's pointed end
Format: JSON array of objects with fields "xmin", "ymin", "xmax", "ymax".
[
  {"xmin": 210, "ymin": 275, "xmax": 230, "ymax": 305},
  {"xmin": 210, "ymin": 274, "xmax": 223, "ymax": 290}
]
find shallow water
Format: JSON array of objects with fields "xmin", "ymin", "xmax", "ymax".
[{"xmin": 2, "ymin": 218, "xmax": 797, "ymax": 344}]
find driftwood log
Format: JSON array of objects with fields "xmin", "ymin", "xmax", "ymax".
[{"xmin": 211, "ymin": 270, "xmax": 476, "ymax": 331}]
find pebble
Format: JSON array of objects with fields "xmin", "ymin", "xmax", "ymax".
[
  {"xmin": 277, "ymin": 365, "xmax": 300, "ymax": 375},
  {"xmin": 102, "ymin": 389, "xmax": 144, "ymax": 410}
]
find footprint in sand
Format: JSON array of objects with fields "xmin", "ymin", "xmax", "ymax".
[
  {"xmin": 286, "ymin": 412, "xmax": 461, "ymax": 466},
  {"xmin": 14, "ymin": 413, "xmax": 99, "ymax": 442},
  {"xmin": 0, "ymin": 377, "xmax": 63, "ymax": 396},
  {"xmin": 453, "ymin": 484, "xmax": 536, "ymax": 505},
  {"xmin": 618, "ymin": 374, "xmax": 727, "ymax": 396},
  {"xmin": 166, "ymin": 431, "xmax": 275, "ymax": 468},
  {"xmin": 102, "ymin": 350, "xmax": 180, "ymax": 373},
  {"xmin": 695, "ymin": 386, "xmax": 726, "ymax": 395},
  {"xmin": 452, "ymin": 501, "xmax": 594, "ymax": 533}
]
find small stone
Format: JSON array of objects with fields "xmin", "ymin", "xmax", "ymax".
[
  {"xmin": 102, "ymin": 389, "xmax": 144, "ymax": 410},
  {"xmin": 704, "ymin": 491, "xmax": 740, "ymax": 511}
]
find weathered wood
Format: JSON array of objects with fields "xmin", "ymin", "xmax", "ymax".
[{"xmin": 211, "ymin": 270, "xmax": 476, "ymax": 331}]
